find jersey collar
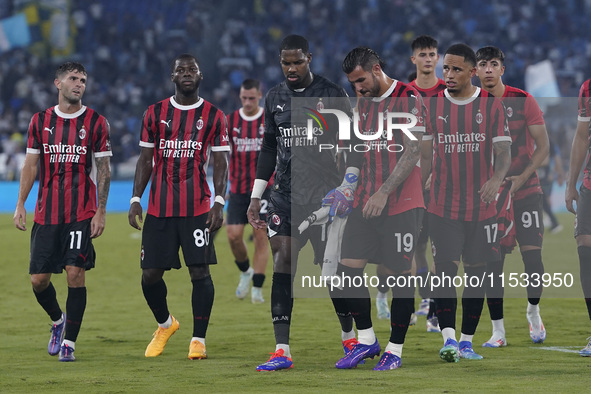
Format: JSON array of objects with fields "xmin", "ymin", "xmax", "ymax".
[
  {"xmin": 54, "ymin": 105, "xmax": 86, "ymax": 119},
  {"xmin": 170, "ymin": 96, "xmax": 204, "ymax": 110},
  {"xmin": 444, "ymin": 87, "xmax": 480, "ymax": 105},
  {"xmin": 239, "ymin": 107, "xmax": 263, "ymax": 121}
]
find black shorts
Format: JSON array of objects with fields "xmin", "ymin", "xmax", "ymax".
[
  {"xmin": 513, "ymin": 194, "xmax": 544, "ymax": 248},
  {"xmin": 226, "ymin": 189, "xmax": 270, "ymax": 225},
  {"xmin": 141, "ymin": 213, "xmax": 217, "ymax": 270},
  {"xmin": 417, "ymin": 190, "xmax": 430, "ymax": 244},
  {"xmin": 429, "ymin": 213, "xmax": 500, "ymax": 265},
  {"xmin": 575, "ymin": 185, "xmax": 591, "ymax": 237},
  {"xmin": 29, "ymin": 219, "xmax": 95, "ymax": 274},
  {"xmin": 267, "ymin": 191, "xmax": 327, "ymax": 264},
  {"xmin": 341, "ymin": 208, "xmax": 423, "ymax": 272}
]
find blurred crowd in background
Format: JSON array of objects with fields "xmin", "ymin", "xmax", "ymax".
[{"xmin": 0, "ymin": 0, "xmax": 589, "ymax": 180}]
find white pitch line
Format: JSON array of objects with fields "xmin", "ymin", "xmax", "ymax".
[{"xmin": 532, "ymin": 346, "xmax": 580, "ymax": 354}]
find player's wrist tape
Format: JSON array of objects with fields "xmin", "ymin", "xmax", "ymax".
[
  {"xmin": 214, "ymin": 195, "xmax": 225, "ymax": 205},
  {"xmin": 251, "ymin": 179, "xmax": 268, "ymax": 199},
  {"xmin": 130, "ymin": 196, "xmax": 141, "ymax": 206}
]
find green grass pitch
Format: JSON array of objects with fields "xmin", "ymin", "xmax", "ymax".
[{"xmin": 1, "ymin": 212, "xmax": 590, "ymax": 392}]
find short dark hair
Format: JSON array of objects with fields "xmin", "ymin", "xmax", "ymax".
[
  {"xmin": 445, "ymin": 43, "xmax": 476, "ymax": 67},
  {"xmin": 411, "ymin": 35, "xmax": 438, "ymax": 52},
  {"xmin": 241, "ymin": 78, "xmax": 261, "ymax": 90},
  {"xmin": 476, "ymin": 46, "xmax": 505, "ymax": 65},
  {"xmin": 342, "ymin": 47, "xmax": 386, "ymax": 74},
  {"xmin": 55, "ymin": 62, "xmax": 86, "ymax": 80},
  {"xmin": 279, "ymin": 35, "xmax": 309, "ymax": 54},
  {"xmin": 172, "ymin": 54, "xmax": 200, "ymax": 72}
]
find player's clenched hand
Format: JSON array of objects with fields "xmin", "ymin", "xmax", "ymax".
[
  {"xmin": 565, "ymin": 185, "xmax": 579, "ymax": 214},
  {"xmin": 13, "ymin": 205, "xmax": 26, "ymax": 231},
  {"xmin": 91, "ymin": 208, "xmax": 106, "ymax": 238},
  {"xmin": 362, "ymin": 190, "xmax": 388, "ymax": 219},
  {"xmin": 207, "ymin": 204, "xmax": 224, "ymax": 232},
  {"xmin": 478, "ymin": 177, "xmax": 502, "ymax": 204},
  {"xmin": 128, "ymin": 202, "xmax": 143, "ymax": 230},
  {"xmin": 247, "ymin": 199, "xmax": 265, "ymax": 230}
]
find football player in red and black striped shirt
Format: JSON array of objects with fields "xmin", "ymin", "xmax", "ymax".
[
  {"xmin": 476, "ymin": 46, "xmax": 550, "ymax": 347},
  {"xmin": 333, "ymin": 47, "xmax": 426, "ymax": 370},
  {"xmin": 225, "ymin": 79, "xmax": 269, "ymax": 303},
  {"xmin": 422, "ymin": 44, "xmax": 512, "ymax": 362},
  {"xmin": 566, "ymin": 78, "xmax": 591, "ymax": 356},
  {"xmin": 128, "ymin": 54, "xmax": 230, "ymax": 360},
  {"xmin": 14, "ymin": 62, "xmax": 112, "ymax": 361}
]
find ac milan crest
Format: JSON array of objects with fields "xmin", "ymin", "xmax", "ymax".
[
  {"xmin": 196, "ymin": 118, "xmax": 204, "ymax": 130},
  {"xmin": 316, "ymin": 98, "xmax": 324, "ymax": 111},
  {"xmin": 272, "ymin": 214, "xmax": 281, "ymax": 226},
  {"xmin": 506, "ymin": 107, "xmax": 513, "ymax": 117},
  {"xmin": 475, "ymin": 111, "xmax": 483, "ymax": 124},
  {"xmin": 259, "ymin": 124, "xmax": 265, "ymax": 135},
  {"xmin": 78, "ymin": 127, "xmax": 86, "ymax": 140}
]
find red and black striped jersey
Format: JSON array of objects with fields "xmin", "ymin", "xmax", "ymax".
[
  {"xmin": 354, "ymin": 80, "xmax": 426, "ymax": 216},
  {"xmin": 409, "ymin": 78, "xmax": 447, "ymax": 98},
  {"xmin": 577, "ymin": 79, "xmax": 591, "ymax": 190},
  {"xmin": 26, "ymin": 105, "xmax": 112, "ymax": 225},
  {"xmin": 140, "ymin": 96, "xmax": 230, "ymax": 218},
  {"xmin": 501, "ymin": 85, "xmax": 545, "ymax": 200},
  {"xmin": 425, "ymin": 87, "xmax": 511, "ymax": 221},
  {"xmin": 227, "ymin": 107, "xmax": 272, "ymax": 194}
]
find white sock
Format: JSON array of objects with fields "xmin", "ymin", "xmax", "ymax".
[
  {"xmin": 491, "ymin": 318, "xmax": 505, "ymax": 336},
  {"xmin": 341, "ymin": 330, "xmax": 356, "ymax": 341},
  {"xmin": 191, "ymin": 337, "xmax": 205, "ymax": 346},
  {"xmin": 377, "ymin": 291, "xmax": 388, "ymax": 300},
  {"xmin": 441, "ymin": 327, "xmax": 456, "ymax": 344},
  {"xmin": 357, "ymin": 327, "xmax": 376, "ymax": 345},
  {"xmin": 459, "ymin": 334, "xmax": 473, "ymax": 344},
  {"xmin": 276, "ymin": 344, "xmax": 290, "ymax": 358},
  {"xmin": 63, "ymin": 339, "xmax": 75, "ymax": 349},
  {"xmin": 384, "ymin": 342, "xmax": 403, "ymax": 358},
  {"xmin": 527, "ymin": 303, "xmax": 541, "ymax": 328},
  {"xmin": 52, "ymin": 315, "xmax": 64, "ymax": 326},
  {"xmin": 158, "ymin": 315, "xmax": 172, "ymax": 329}
]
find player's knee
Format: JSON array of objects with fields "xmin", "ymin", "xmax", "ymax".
[
  {"xmin": 189, "ymin": 265, "xmax": 210, "ymax": 281},
  {"xmin": 30, "ymin": 275, "xmax": 50, "ymax": 292},
  {"xmin": 463, "ymin": 265, "xmax": 486, "ymax": 298},
  {"xmin": 141, "ymin": 268, "xmax": 164, "ymax": 285}
]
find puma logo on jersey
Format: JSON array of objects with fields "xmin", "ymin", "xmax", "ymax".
[
  {"xmin": 276, "ymin": 104, "xmax": 286, "ymax": 112},
  {"xmin": 44, "ymin": 127, "xmax": 54, "ymax": 134},
  {"xmin": 438, "ymin": 115, "xmax": 448, "ymax": 123},
  {"xmin": 233, "ymin": 127, "xmax": 241, "ymax": 134},
  {"xmin": 361, "ymin": 113, "xmax": 368, "ymax": 120},
  {"xmin": 160, "ymin": 120, "xmax": 172, "ymax": 127}
]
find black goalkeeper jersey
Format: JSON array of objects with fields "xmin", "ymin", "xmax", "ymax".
[{"xmin": 262, "ymin": 74, "xmax": 352, "ymax": 205}]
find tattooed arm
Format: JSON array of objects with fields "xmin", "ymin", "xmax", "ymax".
[
  {"xmin": 362, "ymin": 132, "xmax": 422, "ymax": 219},
  {"xmin": 91, "ymin": 156, "xmax": 111, "ymax": 238}
]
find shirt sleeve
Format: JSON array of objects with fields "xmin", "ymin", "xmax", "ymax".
[
  {"xmin": 578, "ymin": 80, "xmax": 591, "ymax": 122},
  {"xmin": 211, "ymin": 109, "xmax": 231, "ymax": 152},
  {"xmin": 26, "ymin": 113, "xmax": 40, "ymax": 154},
  {"xmin": 93, "ymin": 116, "xmax": 113, "ymax": 157}
]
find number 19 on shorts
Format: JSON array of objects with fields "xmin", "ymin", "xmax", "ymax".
[{"xmin": 193, "ymin": 228, "xmax": 210, "ymax": 247}]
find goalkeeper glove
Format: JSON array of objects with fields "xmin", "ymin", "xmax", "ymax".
[{"xmin": 322, "ymin": 167, "xmax": 360, "ymax": 220}]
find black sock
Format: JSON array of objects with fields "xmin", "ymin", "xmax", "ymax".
[
  {"xmin": 434, "ymin": 260, "xmax": 458, "ymax": 330},
  {"xmin": 522, "ymin": 249, "xmax": 544, "ymax": 301},
  {"xmin": 272, "ymin": 272, "xmax": 293, "ymax": 345},
  {"xmin": 65, "ymin": 287, "xmax": 87, "ymax": 342},
  {"xmin": 427, "ymin": 299, "xmax": 437, "ymax": 319},
  {"xmin": 340, "ymin": 265, "xmax": 372, "ymax": 330},
  {"xmin": 252, "ymin": 273, "xmax": 265, "ymax": 288},
  {"xmin": 192, "ymin": 276, "xmax": 215, "ymax": 338},
  {"xmin": 33, "ymin": 282, "xmax": 63, "ymax": 321},
  {"xmin": 142, "ymin": 278, "xmax": 169, "ymax": 324},
  {"xmin": 235, "ymin": 259, "xmax": 250, "ymax": 273},
  {"xmin": 486, "ymin": 257, "xmax": 505, "ymax": 320},
  {"xmin": 329, "ymin": 287, "xmax": 353, "ymax": 333},
  {"xmin": 389, "ymin": 275, "xmax": 415, "ymax": 344},
  {"xmin": 461, "ymin": 265, "xmax": 486, "ymax": 336},
  {"xmin": 578, "ymin": 246, "xmax": 591, "ymax": 320}
]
